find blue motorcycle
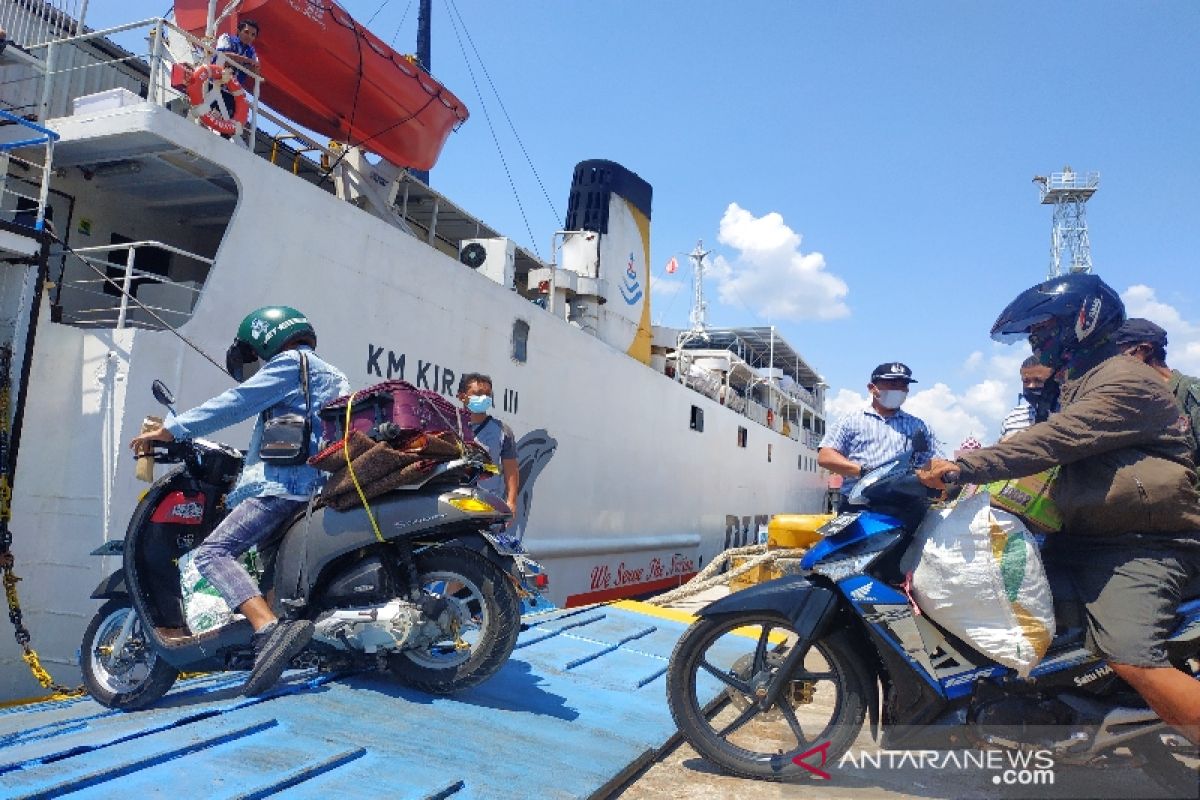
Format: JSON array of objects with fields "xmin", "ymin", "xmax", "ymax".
[{"xmin": 665, "ymin": 446, "xmax": 1199, "ymax": 793}]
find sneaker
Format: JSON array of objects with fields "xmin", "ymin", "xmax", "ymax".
[{"xmin": 242, "ymin": 619, "xmax": 314, "ymax": 696}]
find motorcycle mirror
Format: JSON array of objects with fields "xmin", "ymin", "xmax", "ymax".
[{"xmin": 151, "ymin": 380, "xmax": 176, "ymax": 410}]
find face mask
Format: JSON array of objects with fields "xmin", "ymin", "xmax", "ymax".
[
  {"xmin": 1022, "ymin": 387, "xmax": 1043, "ymax": 406},
  {"xmin": 876, "ymin": 389, "xmax": 907, "ymax": 410},
  {"xmin": 466, "ymin": 394, "xmax": 492, "ymax": 413}
]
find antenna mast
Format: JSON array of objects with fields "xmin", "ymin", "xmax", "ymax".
[
  {"xmin": 688, "ymin": 240, "xmax": 710, "ymax": 334},
  {"xmin": 411, "ymin": 0, "xmax": 433, "ymax": 185},
  {"xmin": 1032, "ymin": 166, "xmax": 1099, "ymax": 279}
]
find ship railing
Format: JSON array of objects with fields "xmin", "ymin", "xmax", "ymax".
[
  {"xmin": 52, "ymin": 240, "xmax": 212, "ymax": 330},
  {"xmin": 29, "ymin": 17, "xmax": 264, "ymax": 151},
  {"xmin": 0, "ymin": 0, "xmax": 88, "ymax": 51},
  {"xmin": 669, "ymin": 349, "xmax": 823, "ymax": 442},
  {"xmin": 0, "ymin": 108, "xmax": 59, "ymax": 234},
  {"xmin": 19, "ymin": 14, "xmax": 417, "ymax": 242}
]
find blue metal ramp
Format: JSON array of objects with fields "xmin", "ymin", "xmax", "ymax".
[{"xmin": 0, "ymin": 602, "xmax": 722, "ymax": 799}]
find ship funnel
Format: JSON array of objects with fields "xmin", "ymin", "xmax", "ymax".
[{"xmin": 560, "ymin": 160, "xmax": 654, "ymax": 364}]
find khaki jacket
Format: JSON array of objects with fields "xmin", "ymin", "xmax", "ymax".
[{"xmin": 956, "ymin": 355, "xmax": 1200, "ymax": 536}]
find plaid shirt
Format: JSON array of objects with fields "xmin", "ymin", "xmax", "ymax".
[{"xmin": 819, "ymin": 405, "xmax": 935, "ymax": 494}]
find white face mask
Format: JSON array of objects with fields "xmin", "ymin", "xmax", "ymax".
[{"xmin": 876, "ymin": 389, "xmax": 907, "ymax": 410}]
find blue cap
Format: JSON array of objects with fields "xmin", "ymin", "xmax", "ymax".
[{"xmin": 870, "ymin": 362, "xmax": 917, "ymax": 383}]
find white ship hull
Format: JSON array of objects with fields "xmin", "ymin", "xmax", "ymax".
[{"xmin": 0, "ymin": 54, "xmax": 825, "ymax": 701}]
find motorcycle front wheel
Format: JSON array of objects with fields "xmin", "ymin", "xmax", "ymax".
[
  {"xmin": 388, "ymin": 546, "xmax": 521, "ymax": 694},
  {"xmin": 666, "ymin": 612, "xmax": 868, "ymax": 781},
  {"xmin": 81, "ymin": 599, "xmax": 178, "ymax": 709}
]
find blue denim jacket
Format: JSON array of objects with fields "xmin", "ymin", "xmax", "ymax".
[{"xmin": 164, "ymin": 346, "xmax": 351, "ymax": 506}]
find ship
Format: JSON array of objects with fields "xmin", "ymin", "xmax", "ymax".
[{"xmin": 0, "ymin": 0, "xmax": 828, "ymax": 699}]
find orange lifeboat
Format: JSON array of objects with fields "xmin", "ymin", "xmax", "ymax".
[{"xmin": 174, "ymin": 0, "xmax": 469, "ymax": 170}]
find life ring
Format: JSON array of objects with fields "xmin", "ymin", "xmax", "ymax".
[{"xmin": 187, "ymin": 63, "xmax": 249, "ymax": 137}]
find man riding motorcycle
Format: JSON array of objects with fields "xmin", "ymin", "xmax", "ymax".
[
  {"xmin": 918, "ymin": 273, "xmax": 1200, "ymax": 745},
  {"xmin": 129, "ymin": 306, "xmax": 350, "ymax": 695}
]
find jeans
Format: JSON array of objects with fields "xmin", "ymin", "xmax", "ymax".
[{"xmin": 193, "ymin": 495, "xmax": 307, "ymax": 611}]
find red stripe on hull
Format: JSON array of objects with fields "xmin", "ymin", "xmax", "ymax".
[{"xmin": 564, "ymin": 572, "xmax": 699, "ymax": 608}]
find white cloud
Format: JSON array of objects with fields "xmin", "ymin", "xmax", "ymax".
[
  {"xmin": 1122, "ymin": 285, "xmax": 1199, "ymax": 336},
  {"xmin": 825, "ymin": 388, "xmax": 867, "ymax": 421},
  {"xmin": 962, "ymin": 378, "xmax": 1011, "ymax": 423},
  {"xmin": 963, "ymin": 351, "xmax": 983, "ymax": 371},
  {"xmin": 905, "ymin": 383, "xmax": 991, "ymax": 456},
  {"xmin": 711, "ymin": 203, "xmax": 849, "ymax": 321}
]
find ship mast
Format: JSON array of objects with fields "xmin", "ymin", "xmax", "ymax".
[
  {"xmin": 687, "ymin": 240, "xmax": 710, "ymax": 335},
  {"xmin": 411, "ymin": 0, "xmax": 433, "ymax": 185}
]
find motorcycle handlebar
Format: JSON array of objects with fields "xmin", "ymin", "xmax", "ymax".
[{"xmin": 144, "ymin": 439, "xmax": 191, "ymax": 463}]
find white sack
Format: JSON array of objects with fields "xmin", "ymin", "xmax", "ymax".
[{"xmin": 910, "ymin": 492, "xmax": 1055, "ymax": 676}]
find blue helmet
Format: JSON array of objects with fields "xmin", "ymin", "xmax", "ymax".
[{"xmin": 990, "ymin": 274, "xmax": 1124, "ymax": 371}]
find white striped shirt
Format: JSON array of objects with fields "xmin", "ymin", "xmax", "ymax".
[{"xmin": 999, "ymin": 400, "xmax": 1035, "ymax": 441}]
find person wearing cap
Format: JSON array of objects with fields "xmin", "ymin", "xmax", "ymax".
[
  {"xmin": 1115, "ymin": 317, "xmax": 1200, "ymax": 467},
  {"xmin": 998, "ymin": 355, "xmax": 1057, "ymax": 441},
  {"xmin": 817, "ymin": 362, "xmax": 936, "ymax": 510}
]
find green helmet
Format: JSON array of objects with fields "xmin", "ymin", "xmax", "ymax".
[{"xmin": 226, "ymin": 306, "xmax": 315, "ymax": 381}]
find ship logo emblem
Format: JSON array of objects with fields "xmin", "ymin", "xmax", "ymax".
[
  {"xmin": 619, "ymin": 252, "xmax": 643, "ymax": 305},
  {"xmin": 250, "ymin": 319, "xmax": 270, "ymax": 340}
]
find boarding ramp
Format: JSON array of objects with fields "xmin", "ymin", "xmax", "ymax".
[{"xmin": 0, "ymin": 602, "xmax": 734, "ymax": 799}]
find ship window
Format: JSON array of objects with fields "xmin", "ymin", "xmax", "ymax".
[
  {"xmin": 737, "ymin": 426, "xmax": 747, "ymax": 447},
  {"xmin": 768, "ymin": 444, "xmax": 773, "ymax": 463},
  {"xmin": 690, "ymin": 405, "xmax": 704, "ymax": 432},
  {"xmin": 798, "ymin": 455, "xmax": 803, "ymax": 470},
  {"xmin": 511, "ymin": 319, "xmax": 529, "ymax": 363}
]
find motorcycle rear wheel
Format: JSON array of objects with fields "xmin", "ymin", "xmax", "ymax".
[
  {"xmin": 666, "ymin": 612, "xmax": 868, "ymax": 781},
  {"xmin": 388, "ymin": 546, "xmax": 520, "ymax": 694},
  {"xmin": 81, "ymin": 599, "xmax": 178, "ymax": 709}
]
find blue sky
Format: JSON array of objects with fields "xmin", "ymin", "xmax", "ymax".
[{"xmin": 94, "ymin": 1, "xmax": 1200, "ymax": 448}]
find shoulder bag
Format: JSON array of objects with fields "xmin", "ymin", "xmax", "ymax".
[{"xmin": 259, "ymin": 352, "xmax": 311, "ymax": 466}]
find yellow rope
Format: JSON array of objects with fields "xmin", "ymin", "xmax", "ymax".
[{"xmin": 343, "ymin": 392, "xmax": 384, "ymax": 543}]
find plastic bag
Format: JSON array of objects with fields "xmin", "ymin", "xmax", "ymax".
[
  {"xmin": 910, "ymin": 492, "xmax": 1055, "ymax": 676},
  {"xmin": 178, "ymin": 551, "xmax": 243, "ymax": 634}
]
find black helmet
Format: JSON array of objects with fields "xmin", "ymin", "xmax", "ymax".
[
  {"xmin": 225, "ymin": 306, "xmax": 316, "ymax": 382},
  {"xmin": 990, "ymin": 274, "xmax": 1124, "ymax": 371}
]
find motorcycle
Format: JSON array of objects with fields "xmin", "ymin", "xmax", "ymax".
[
  {"xmin": 82, "ymin": 380, "xmax": 546, "ymax": 710},
  {"xmin": 665, "ymin": 441, "xmax": 1199, "ymax": 795}
]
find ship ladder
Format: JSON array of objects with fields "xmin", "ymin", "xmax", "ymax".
[{"xmin": 0, "ymin": 346, "xmax": 84, "ymax": 699}]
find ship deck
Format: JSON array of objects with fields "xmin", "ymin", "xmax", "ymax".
[{"xmin": 0, "ymin": 601, "xmax": 726, "ymax": 800}]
